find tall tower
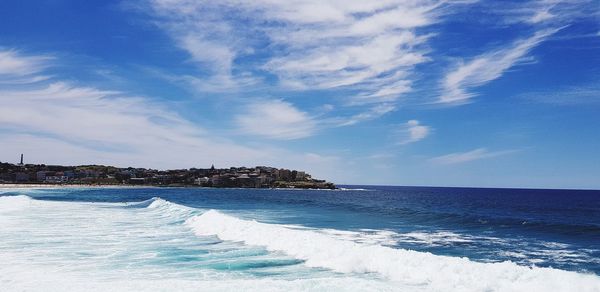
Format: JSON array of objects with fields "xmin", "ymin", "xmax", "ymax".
[{"xmin": 19, "ymin": 154, "xmax": 24, "ymax": 165}]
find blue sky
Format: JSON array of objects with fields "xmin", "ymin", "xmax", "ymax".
[{"xmin": 1, "ymin": 0, "xmax": 599, "ymax": 188}]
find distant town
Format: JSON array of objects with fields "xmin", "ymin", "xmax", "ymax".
[{"xmin": 0, "ymin": 154, "xmax": 336, "ymax": 189}]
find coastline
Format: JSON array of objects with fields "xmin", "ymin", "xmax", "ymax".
[
  {"xmin": 0, "ymin": 183, "xmax": 156, "ymax": 189},
  {"xmin": 0, "ymin": 183, "xmax": 337, "ymax": 190},
  {"xmin": 1, "ymin": 163, "xmax": 336, "ymax": 189}
]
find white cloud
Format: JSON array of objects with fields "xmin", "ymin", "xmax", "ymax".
[
  {"xmin": 142, "ymin": 0, "xmax": 443, "ymax": 104},
  {"xmin": 395, "ymin": 120, "xmax": 430, "ymax": 145},
  {"xmin": 0, "ymin": 50, "xmax": 51, "ymax": 76},
  {"xmin": 2, "ymin": 82, "xmax": 183, "ymax": 142},
  {"xmin": 0, "ymin": 50, "xmax": 53, "ymax": 84},
  {"xmin": 264, "ymin": 31, "xmax": 428, "ymax": 93},
  {"xmin": 235, "ymin": 99, "xmax": 316, "ymax": 140},
  {"xmin": 498, "ymin": 0, "xmax": 596, "ymax": 25},
  {"xmin": 0, "ymin": 80, "xmax": 270, "ymax": 168},
  {"xmin": 0, "ymin": 49, "xmax": 344, "ymax": 181},
  {"xmin": 337, "ymin": 104, "xmax": 396, "ymax": 126},
  {"xmin": 519, "ymin": 82, "xmax": 600, "ymax": 105},
  {"xmin": 528, "ymin": 8, "xmax": 554, "ymax": 24},
  {"xmin": 429, "ymin": 148, "xmax": 517, "ymax": 164},
  {"xmin": 436, "ymin": 0, "xmax": 598, "ymax": 105},
  {"xmin": 439, "ymin": 28, "xmax": 559, "ymax": 104}
]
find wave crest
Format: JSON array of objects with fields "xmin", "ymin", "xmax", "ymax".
[
  {"xmin": 186, "ymin": 210, "xmax": 600, "ymax": 291},
  {"xmin": 134, "ymin": 197, "xmax": 197, "ymax": 220},
  {"xmin": 0, "ymin": 195, "xmax": 34, "ymax": 211}
]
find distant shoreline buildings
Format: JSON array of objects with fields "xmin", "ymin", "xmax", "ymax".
[{"xmin": 0, "ymin": 155, "xmax": 335, "ymax": 189}]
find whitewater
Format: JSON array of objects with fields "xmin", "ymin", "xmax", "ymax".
[{"xmin": 1, "ymin": 188, "xmax": 600, "ymax": 291}]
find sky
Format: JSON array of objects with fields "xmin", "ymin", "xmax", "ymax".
[{"xmin": 0, "ymin": 0, "xmax": 599, "ymax": 189}]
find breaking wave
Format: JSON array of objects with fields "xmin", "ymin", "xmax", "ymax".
[
  {"xmin": 186, "ymin": 209, "xmax": 600, "ymax": 292},
  {"xmin": 3, "ymin": 195, "xmax": 600, "ymax": 291},
  {"xmin": 122, "ymin": 196, "xmax": 198, "ymax": 220}
]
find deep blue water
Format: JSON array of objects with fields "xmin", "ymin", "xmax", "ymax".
[
  {"xmin": 5, "ymin": 185, "xmax": 600, "ymax": 272},
  {"xmin": 1, "ymin": 185, "xmax": 599, "ymax": 291}
]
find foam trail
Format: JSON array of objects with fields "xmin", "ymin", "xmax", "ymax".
[
  {"xmin": 337, "ymin": 188, "xmax": 372, "ymax": 191},
  {"xmin": 186, "ymin": 210, "xmax": 600, "ymax": 292},
  {"xmin": 0, "ymin": 264, "xmax": 399, "ymax": 292}
]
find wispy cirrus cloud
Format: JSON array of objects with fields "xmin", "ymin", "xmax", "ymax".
[
  {"xmin": 0, "ymin": 51, "xmax": 205, "ymax": 153},
  {"xmin": 436, "ymin": 0, "xmax": 598, "ymax": 105},
  {"xmin": 141, "ymin": 0, "xmax": 447, "ymax": 107},
  {"xmin": 336, "ymin": 103, "xmax": 397, "ymax": 127},
  {"xmin": 497, "ymin": 0, "xmax": 598, "ymax": 25},
  {"xmin": 0, "ymin": 49, "xmax": 53, "ymax": 84},
  {"xmin": 140, "ymin": 0, "xmax": 591, "ymax": 124},
  {"xmin": 429, "ymin": 148, "xmax": 518, "ymax": 164},
  {"xmin": 519, "ymin": 82, "xmax": 600, "ymax": 105},
  {"xmin": 0, "ymin": 49, "xmax": 346, "ymax": 179},
  {"xmin": 0, "ymin": 49, "xmax": 51, "ymax": 76},
  {"xmin": 439, "ymin": 28, "xmax": 560, "ymax": 104},
  {"xmin": 0, "ymin": 78, "xmax": 267, "ymax": 168}
]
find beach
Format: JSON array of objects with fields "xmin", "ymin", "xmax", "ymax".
[{"xmin": 0, "ymin": 183, "xmax": 153, "ymax": 189}]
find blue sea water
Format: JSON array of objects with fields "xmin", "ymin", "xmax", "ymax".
[{"xmin": 1, "ymin": 186, "xmax": 599, "ymax": 291}]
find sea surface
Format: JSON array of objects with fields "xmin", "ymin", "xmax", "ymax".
[{"xmin": 1, "ymin": 186, "xmax": 599, "ymax": 291}]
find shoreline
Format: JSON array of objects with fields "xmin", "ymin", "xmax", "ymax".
[
  {"xmin": 0, "ymin": 183, "xmax": 337, "ymax": 190},
  {"xmin": 1, "ymin": 163, "xmax": 335, "ymax": 190},
  {"xmin": 0, "ymin": 183, "xmax": 156, "ymax": 189}
]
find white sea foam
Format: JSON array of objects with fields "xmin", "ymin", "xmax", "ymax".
[
  {"xmin": 317, "ymin": 228, "xmax": 399, "ymax": 246},
  {"xmin": 186, "ymin": 210, "xmax": 600, "ymax": 292},
  {"xmin": 0, "ymin": 196, "xmax": 398, "ymax": 291},
  {"xmin": 395, "ymin": 231, "xmax": 474, "ymax": 245},
  {"xmin": 0, "ymin": 194, "xmax": 34, "ymax": 212},
  {"xmin": 3, "ymin": 196, "xmax": 600, "ymax": 291},
  {"xmin": 0, "ymin": 264, "xmax": 400, "ymax": 292},
  {"xmin": 319, "ymin": 228, "xmax": 506, "ymax": 248},
  {"xmin": 337, "ymin": 188, "xmax": 372, "ymax": 191},
  {"xmin": 0, "ymin": 194, "xmax": 32, "ymax": 203}
]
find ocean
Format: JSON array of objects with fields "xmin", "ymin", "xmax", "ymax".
[{"xmin": 1, "ymin": 186, "xmax": 599, "ymax": 291}]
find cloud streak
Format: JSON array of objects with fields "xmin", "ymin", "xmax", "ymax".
[
  {"xmin": 429, "ymin": 148, "xmax": 518, "ymax": 164},
  {"xmin": 0, "ymin": 50, "xmax": 51, "ymax": 76},
  {"xmin": 497, "ymin": 0, "xmax": 598, "ymax": 26},
  {"xmin": 0, "ymin": 50, "xmax": 53, "ymax": 84},
  {"xmin": 519, "ymin": 82, "xmax": 600, "ymax": 105},
  {"xmin": 439, "ymin": 28, "xmax": 560, "ymax": 104},
  {"xmin": 336, "ymin": 104, "xmax": 396, "ymax": 127}
]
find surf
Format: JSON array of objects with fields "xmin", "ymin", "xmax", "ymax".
[
  {"xmin": 186, "ymin": 209, "xmax": 600, "ymax": 292},
  {"xmin": 3, "ymin": 193, "xmax": 600, "ymax": 291}
]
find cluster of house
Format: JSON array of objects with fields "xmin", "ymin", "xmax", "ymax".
[
  {"xmin": 0, "ymin": 160, "xmax": 334, "ymax": 189},
  {"xmin": 0, "ymin": 165, "xmax": 114, "ymax": 184},
  {"xmin": 111, "ymin": 165, "xmax": 320, "ymax": 188},
  {"xmin": 191, "ymin": 166, "xmax": 316, "ymax": 188}
]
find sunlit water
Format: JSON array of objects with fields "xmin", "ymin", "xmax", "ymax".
[{"xmin": 1, "ymin": 186, "xmax": 599, "ymax": 291}]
